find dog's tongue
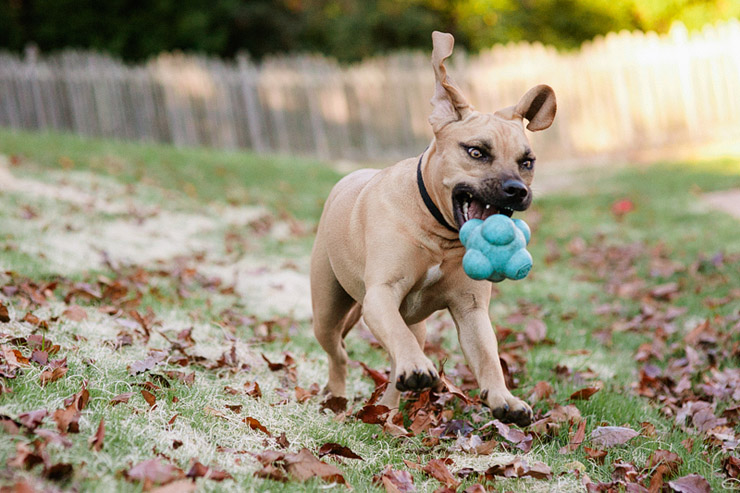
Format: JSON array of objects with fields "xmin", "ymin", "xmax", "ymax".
[{"xmin": 470, "ymin": 199, "xmax": 496, "ymax": 220}]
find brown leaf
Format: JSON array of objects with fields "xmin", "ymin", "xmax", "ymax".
[
  {"xmin": 35, "ymin": 429, "xmax": 73, "ymax": 448},
  {"xmin": 356, "ymin": 404, "xmax": 390, "ymax": 425},
  {"xmin": 374, "ymin": 465, "xmax": 415, "ymax": 492},
  {"xmin": 0, "ymin": 302, "xmax": 10, "ymax": 322},
  {"xmin": 284, "ymin": 448, "xmax": 346, "ymax": 484},
  {"xmin": 128, "ymin": 350, "xmax": 167, "ymax": 375},
  {"xmin": 185, "ymin": 461, "xmax": 232, "ymax": 481},
  {"xmin": 529, "ymin": 380, "xmax": 554, "ymax": 403},
  {"xmin": 63, "ymin": 305, "xmax": 87, "ymax": 322},
  {"xmin": 320, "ymin": 395, "xmax": 348, "ymax": 414},
  {"xmin": 254, "ymin": 464, "xmax": 288, "ymax": 482},
  {"xmin": 485, "ymin": 457, "xmax": 552, "ymax": 480},
  {"xmin": 668, "ymin": 474, "xmax": 711, "ymax": 493},
  {"xmin": 422, "ymin": 459, "xmax": 459, "ymax": 489},
  {"xmin": 141, "ymin": 389, "xmax": 157, "ymax": 408},
  {"xmin": 359, "ymin": 361, "xmax": 389, "ymax": 388},
  {"xmin": 39, "ymin": 367, "xmax": 68, "ymax": 386},
  {"xmin": 88, "ymin": 418, "xmax": 105, "ymax": 451},
  {"xmin": 570, "ymin": 383, "xmax": 602, "ymax": 400},
  {"xmin": 7, "ymin": 441, "xmax": 44, "ymax": 470},
  {"xmin": 295, "ymin": 386, "xmax": 315, "ymax": 403},
  {"xmin": 590, "ymin": 426, "xmax": 638, "ymax": 448},
  {"xmin": 491, "ymin": 419, "xmax": 533, "ymax": 452},
  {"xmin": 559, "ymin": 419, "xmax": 586, "ymax": 454},
  {"xmin": 383, "ymin": 420, "xmax": 410, "ymax": 437},
  {"xmin": 125, "ymin": 458, "xmax": 185, "ymax": 489},
  {"xmin": 647, "ymin": 449, "xmax": 682, "ymax": 473},
  {"xmin": 584, "ymin": 446, "xmax": 607, "ymax": 464},
  {"xmin": 39, "ymin": 366, "xmax": 69, "ymax": 387},
  {"xmin": 244, "ymin": 381, "xmax": 262, "ymax": 399},
  {"xmin": 440, "ymin": 373, "xmax": 471, "ymax": 404},
  {"xmin": 723, "ymin": 456, "xmax": 740, "ymax": 479},
  {"xmin": 30, "ymin": 349, "xmax": 48, "ymax": 366},
  {"xmin": 17, "ymin": 409, "xmax": 48, "ymax": 430},
  {"xmin": 318, "ymin": 442, "xmax": 363, "ymax": 460},
  {"xmin": 244, "ymin": 416, "xmax": 271, "ymax": 436},
  {"xmin": 53, "ymin": 407, "xmax": 80, "ymax": 433},
  {"xmin": 64, "ymin": 385, "xmax": 89, "ymax": 410},
  {"xmin": 110, "ymin": 392, "xmax": 135, "ymax": 406},
  {"xmin": 2, "ymin": 345, "xmax": 30, "ymax": 370}
]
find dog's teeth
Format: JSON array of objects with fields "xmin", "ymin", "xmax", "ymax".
[
  {"xmin": 462, "ymin": 201, "xmax": 469, "ymax": 221},
  {"xmin": 485, "ymin": 204, "xmax": 490, "ymax": 210}
]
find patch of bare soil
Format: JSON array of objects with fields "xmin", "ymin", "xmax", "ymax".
[{"xmin": 702, "ymin": 189, "xmax": 740, "ymax": 219}]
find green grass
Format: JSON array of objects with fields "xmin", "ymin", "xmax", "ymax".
[{"xmin": 0, "ymin": 129, "xmax": 739, "ymax": 491}]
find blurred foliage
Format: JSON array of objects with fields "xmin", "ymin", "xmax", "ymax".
[{"xmin": 1, "ymin": 0, "xmax": 739, "ymax": 61}]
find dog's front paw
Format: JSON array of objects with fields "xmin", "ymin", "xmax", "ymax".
[
  {"xmin": 395, "ymin": 359, "xmax": 439, "ymax": 391},
  {"xmin": 483, "ymin": 389, "xmax": 533, "ymax": 427}
]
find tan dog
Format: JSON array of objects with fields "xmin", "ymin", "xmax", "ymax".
[{"xmin": 310, "ymin": 31, "xmax": 556, "ymax": 426}]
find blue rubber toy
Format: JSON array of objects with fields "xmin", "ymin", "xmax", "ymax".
[{"xmin": 459, "ymin": 215, "xmax": 533, "ymax": 282}]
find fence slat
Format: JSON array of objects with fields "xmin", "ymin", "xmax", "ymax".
[{"xmin": 1, "ymin": 21, "xmax": 739, "ymax": 161}]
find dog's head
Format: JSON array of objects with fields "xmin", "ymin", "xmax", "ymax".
[{"xmin": 425, "ymin": 32, "xmax": 556, "ymax": 230}]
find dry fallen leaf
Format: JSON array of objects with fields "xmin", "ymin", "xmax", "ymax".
[
  {"xmin": 318, "ymin": 442, "xmax": 363, "ymax": 460},
  {"xmin": 356, "ymin": 404, "xmax": 390, "ymax": 424},
  {"xmin": 374, "ymin": 465, "xmax": 415, "ymax": 492},
  {"xmin": 244, "ymin": 416, "xmax": 271, "ymax": 436},
  {"xmin": 668, "ymin": 473, "xmax": 711, "ymax": 493},
  {"xmin": 39, "ymin": 367, "xmax": 68, "ymax": 386},
  {"xmin": 185, "ymin": 461, "xmax": 232, "ymax": 481},
  {"xmin": 253, "ymin": 448, "xmax": 347, "ymax": 485},
  {"xmin": 485, "ymin": 457, "xmax": 552, "ymax": 480},
  {"xmin": 88, "ymin": 418, "xmax": 105, "ymax": 451},
  {"xmin": 570, "ymin": 383, "xmax": 602, "ymax": 400},
  {"xmin": 590, "ymin": 426, "xmax": 639, "ymax": 448},
  {"xmin": 141, "ymin": 389, "xmax": 157, "ymax": 409},
  {"xmin": 422, "ymin": 458, "xmax": 459, "ymax": 489},
  {"xmin": 128, "ymin": 350, "xmax": 168, "ymax": 375},
  {"xmin": 110, "ymin": 392, "xmax": 135, "ymax": 406},
  {"xmin": 559, "ymin": 420, "xmax": 586, "ymax": 454},
  {"xmin": 17, "ymin": 409, "xmax": 48, "ymax": 431},
  {"xmin": 125, "ymin": 458, "xmax": 184, "ymax": 489}
]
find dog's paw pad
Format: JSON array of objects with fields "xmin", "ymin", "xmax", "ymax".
[
  {"xmin": 395, "ymin": 369, "xmax": 439, "ymax": 391},
  {"xmin": 486, "ymin": 394, "xmax": 533, "ymax": 427}
]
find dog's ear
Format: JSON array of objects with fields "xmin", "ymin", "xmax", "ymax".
[
  {"xmin": 495, "ymin": 85, "xmax": 556, "ymax": 131},
  {"xmin": 429, "ymin": 31, "xmax": 473, "ymax": 131}
]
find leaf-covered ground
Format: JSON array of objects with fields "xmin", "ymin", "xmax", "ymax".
[{"xmin": 0, "ymin": 130, "xmax": 739, "ymax": 492}]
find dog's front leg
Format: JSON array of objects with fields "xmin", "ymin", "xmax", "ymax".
[
  {"xmin": 449, "ymin": 298, "xmax": 533, "ymax": 426},
  {"xmin": 363, "ymin": 284, "xmax": 439, "ymax": 408}
]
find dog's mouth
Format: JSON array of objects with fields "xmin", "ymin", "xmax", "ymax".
[{"xmin": 452, "ymin": 186, "xmax": 514, "ymax": 229}]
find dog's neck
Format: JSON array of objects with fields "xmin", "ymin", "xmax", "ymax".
[{"xmin": 417, "ymin": 149, "xmax": 459, "ymax": 237}]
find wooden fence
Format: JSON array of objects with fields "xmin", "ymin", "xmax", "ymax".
[{"xmin": 1, "ymin": 21, "xmax": 739, "ymax": 162}]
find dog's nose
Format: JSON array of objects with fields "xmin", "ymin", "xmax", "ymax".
[{"xmin": 502, "ymin": 180, "xmax": 529, "ymax": 201}]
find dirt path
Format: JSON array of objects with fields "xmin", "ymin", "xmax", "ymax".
[
  {"xmin": 0, "ymin": 155, "xmax": 313, "ymax": 320},
  {"xmin": 701, "ymin": 189, "xmax": 740, "ymax": 219}
]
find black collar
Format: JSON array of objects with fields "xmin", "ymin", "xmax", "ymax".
[{"xmin": 416, "ymin": 152, "xmax": 458, "ymax": 233}]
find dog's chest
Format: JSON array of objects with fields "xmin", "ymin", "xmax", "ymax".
[{"xmin": 400, "ymin": 264, "xmax": 447, "ymax": 322}]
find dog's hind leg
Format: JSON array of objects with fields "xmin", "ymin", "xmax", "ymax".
[{"xmin": 311, "ymin": 249, "xmax": 358, "ymax": 398}]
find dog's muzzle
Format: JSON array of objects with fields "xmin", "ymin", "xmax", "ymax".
[{"xmin": 451, "ymin": 180, "xmax": 531, "ymax": 229}]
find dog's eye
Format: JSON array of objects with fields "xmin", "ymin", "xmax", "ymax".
[
  {"xmin": 467, "ymin": 147, "xmax": 485, "ymax": 160},
  {"xmin": 520, "ymin": 159, "xmax": 534, "ymax": 170}
]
